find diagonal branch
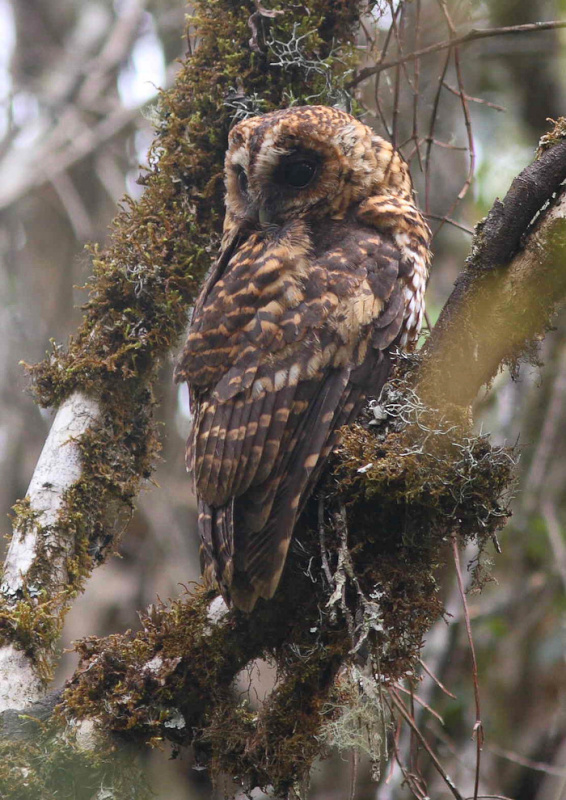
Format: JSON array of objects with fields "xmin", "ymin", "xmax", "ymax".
[
  {"xmin": 348, "ymin": 20, "xmax": 566, "ymax": 88},
  {"xmin": 420, "ymin": 130, "xmax": 566, "ymax": 407}
]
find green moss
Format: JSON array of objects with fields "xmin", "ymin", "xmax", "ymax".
[{"xmin": 54, "ymin": 355, "xmax": 515, "ymax": 793}]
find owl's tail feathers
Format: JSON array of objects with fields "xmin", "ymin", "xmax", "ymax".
[
  {"xmin": 199, "ymin": 499, "xmax": 278, "ymax": 612},
  {"xmin": 231, "ymin": 506, "xmax": 296, "ymax": 612},
  {"xmin": 199, "ymin": 504, "xmax": 294, "ymax": 613},
  {"xmin": 198, "ymin": 499, "xmax": 236, "ymax": 599}
]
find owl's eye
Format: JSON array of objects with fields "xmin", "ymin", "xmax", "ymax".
[
  {"xmin": 280, "ymin": 158, "xmax": 318, "ymax": 189},
  {"xmin": 236, "ymin": 166, "xmax": 248, "ymax": 195}
]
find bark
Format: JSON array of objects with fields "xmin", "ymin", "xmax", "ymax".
[{"xmin": 0, "ymin": 395, "xmax": 100, "ymax": 710}]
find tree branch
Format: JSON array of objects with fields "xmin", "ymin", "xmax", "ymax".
[
  {"xmin": 0, "ymin": 394, "xmax": 101, "ymax": 710},
  {"xmin": 420, "ymin": 128, "xmax": 566, "ymax": 407},
  {"xmin": 348, "ymin": 20, "xmax": 566, "ymax": 88}
]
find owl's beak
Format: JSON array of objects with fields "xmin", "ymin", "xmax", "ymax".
[
  {"xmin": 258, "ymin": 207, "xmax": 272, "ymax": 225},
  {"xmin": 245, "ymin": 202, "xmax": 276, "ymax": 228}
]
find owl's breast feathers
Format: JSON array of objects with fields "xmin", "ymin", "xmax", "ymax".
[{"xmin": 175, "ymin": 197, "xmax": 430, "ymax": 611}]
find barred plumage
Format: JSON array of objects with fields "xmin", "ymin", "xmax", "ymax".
[{"xmin": 175, "ymin": 106, "xmax": 431, "ymax": 611}]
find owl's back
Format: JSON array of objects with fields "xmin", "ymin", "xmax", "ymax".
[{"xmin": 176, "ymin": 209, "xmax": 427, "ymax": 611}]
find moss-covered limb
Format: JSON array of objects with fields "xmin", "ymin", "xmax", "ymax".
[
  {"xmin": 0, "ymin": 0, "xmax": 366, "ymax": 703},
  {"xmin": 0, "ymin": 385, "xmax": 156, "ymax": 701},
  {"xmin": 0, "ymin": 395, "xmax": 106, "ymax": 708},
  {"xmin": 59, "ymin": 583, "xmax": 349, "ymax": 794},
  {"xmin": 49, "ymin": 374, "xmax": 513, "ymax": 794},
  {"xmin": 421, "ymin": 120, "xmax": 566, "ymax": 407}
]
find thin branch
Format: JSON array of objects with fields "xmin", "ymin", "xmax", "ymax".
[
  {"xmin": 371, "ymin": 0, "xmax": 400, "ymax": 139},
  {"xmin": 453, "ymin": 45, "xmax": 475, "ymax": 205},
  {"xmin": 348, "ymin": 20, "xmax": 566, "ymax": 88},
  {"xmin": 51, "ymin": 172, "xmax": 95, "ymax": 240},
  {"xmin": 452, "ymin": 536, "xmax": 483, "ymax": 800},
  {"xmin": 442, "ymin": 82, "xmax": 506, "ymax": 112},
  {"xmin": 488, "ymin": 743, "xmax": 566, "ymax": 778},
  {"xmin": 418, "ymin": 658, "xmax": 457, "ymax": 699},
  {"xmin": 524, "ymin": 345, "xmax": 566, "ymax": 508},
  {"xmin": 424, "ymin": 48, "xmax": 451, "ymax": 214},
  {"xmin": 432, "ymin": 1, "xmax": 475, "ymax": 232},
  {"xmin": 425, "ymin": 213, "xmax": 474, "ymax": 235},
  {"xmin": 541, "ymin": 499, "xmax": 566, "ymax": 594},
  {"xmin": 389, "ymin": 689, "xmax": 465, "ymax": 800},
  {"xmin": 395, "ymin": 681, "xmax": 445, "ymax": 724},
  {"xmin": 411, "ymin": 0, "xmax": 424, "ymax": 171}
]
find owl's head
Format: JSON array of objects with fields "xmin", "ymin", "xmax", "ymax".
[{"xmin": 224, "ymin": 105, "xmax": 413, "ymax": 228}]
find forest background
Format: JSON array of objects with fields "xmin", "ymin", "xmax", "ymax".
[{"xmin": 2, "ymin": 0, "xmax": 566, "ymax": 798}]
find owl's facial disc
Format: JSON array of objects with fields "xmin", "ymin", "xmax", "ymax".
[
  {"xmin": 236, "ymin": 165, "xmax": 249, "ymax": 197},
  {"xmin": 225, "ymin": 105, "xmax": 414, "ymax": 228}
]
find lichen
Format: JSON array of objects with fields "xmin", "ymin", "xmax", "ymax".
[
  {"xmin": 318, "ymin": 665, "xmax": 387, "ymax": 780},
  {"xmin": 537, "ymin": 116, "xmax": 566, "ymax": 156}
]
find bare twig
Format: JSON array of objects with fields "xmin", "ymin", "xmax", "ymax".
[
  {"xmin": 442, "ymin": 82, "xmax": 506, "ymax": 112},
  {"xmin": 419, "ymin": 658, "xmax": 457, "ymax": 699},
  {"xmin": 389, "ymin": 688, "xmax": 465, "ymax": 800},
  {"xmin": 424, "ymin": 48, "xmax": 451, "ymax": 214},
  {"xmin": 371, "ymin": 0, "xmax": 400, "ymax": 139},
  {"xmin": 488, "ymin": 743, "xmax": 566, "ymax": 778},
  {"xmin": 524, "ymin": 345, "xmax": 566, "ymax": 507},
  {"xmin": 425, "ymin": 213, "xmax": 474, "ymax": 235},
  {"xmin": 411, "ymin": 0, "xmax": 423, "ymax": 171},
  {"xmin": 541, "ymin": 499, "xmax": 566, "ymax": 594},
  {"xmin": 452, "ymin": 537, "xmax": 483, "ymax": 800},
  {"xmin": 349, "ymin": 20, "xmax": 566, "ymax": 88},
  {"xmin": 432, "ymin": 1, "xmax": 475, "ymax": 231},
  {"xmin": 395, "ymin": 681, "xmax": 445, "ymax": 724}
]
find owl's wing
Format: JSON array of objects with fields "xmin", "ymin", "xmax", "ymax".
[{"xmin": 177, "ymin": 221, "xmax": 414, "ymax": 610}]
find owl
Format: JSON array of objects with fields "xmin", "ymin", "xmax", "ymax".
[{"xmin": 174, "ymin": 106, "xmax": 431, "ymax": 612}]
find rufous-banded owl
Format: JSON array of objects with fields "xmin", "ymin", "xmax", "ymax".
[{"xmin": 175, "ymin": 105, "xmax": 431, "ymax": 612}]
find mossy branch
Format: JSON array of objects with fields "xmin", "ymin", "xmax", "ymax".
[
  {"xmin": 1, "ymin": 0, "xmax": 566, "ymax": 794},
  {"xmin": 0, "ymin": 0, "xmax": 364, "ymax": 715}
]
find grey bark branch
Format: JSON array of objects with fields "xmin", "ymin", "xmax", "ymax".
[{"xmin": 0, "ymin": 393, "xmax": 100, "ymax": 711}]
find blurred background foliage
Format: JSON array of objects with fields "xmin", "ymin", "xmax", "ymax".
[{"xmin": 2, "ymin": 0, "xmax": 566, "ymax": 797}]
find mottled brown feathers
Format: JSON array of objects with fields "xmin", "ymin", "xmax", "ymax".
[{"xmin": 175, "ymin": 106, "xmax": 431, "ymax": 611}]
